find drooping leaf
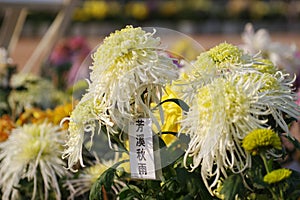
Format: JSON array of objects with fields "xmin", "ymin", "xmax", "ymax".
[
  {"xmin": 221, "ymin": 174, "xmax": 244, "ymax": 200},
  {"xmin": 118, "ymin": 185, "xmax": 143, "ymax": 200}
]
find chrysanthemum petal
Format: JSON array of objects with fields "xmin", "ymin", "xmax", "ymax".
[{"xmin": 0, "ymin": 123, "xmax": 66, "ymax": 200}]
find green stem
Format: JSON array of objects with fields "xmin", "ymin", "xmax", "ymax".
[
  {"xmin": 279, "ymin": 189, "xmax": 284, "ymax": 200},
  {"xmin": 268, "ymin": 188, "xmax": 278, "ymax": 200},
  {"xmin": 260, "ymin": 153, "xmax": 270, "ymax": 173},
  {"xmin": 260, "ymin": 154, "xmax": 282, "ymax": 200}
]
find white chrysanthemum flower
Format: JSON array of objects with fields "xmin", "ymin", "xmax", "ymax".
[
  {"xmin": 185, "ymin": 42, "xmax": 278, "ymax": 85},
  {"xmin": 0, "ymin": 122, "xmax": 67, "ymax": 200},
  {"xmin": 258, "ymin": 70, "xmax": 299, "ymax": 132},
  {"xmin": 240, "ymin": 23, "xmax": 272, "ymax": 55},
  {"xmin": 63, "ymin": 26, "xmax": 179, "ymax": 170},
  {"xmin": 178, "ymin": 43, "xmax": 259, "ymax": 102},
  {"xmin": 8, "ymin": 73, "xmax": 67, "ymax": 116},
  {"xmin": 180, "ymin": 70, "xmax": 299, "ymax": 194},
  {"xmin": 89, "ymin": 25, "xmax": 178, "ymax": 126},
  {"xmin": 62, "ymin": 94, "xmax": 103, "ymax": 171},
  {"xmin": 240, "ymin": 23, "xmax": 300, "ymax": 74}
]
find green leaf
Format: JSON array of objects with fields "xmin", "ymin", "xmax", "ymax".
[
  {"xmin": 161, "ymin": 131, "xmax": 178, "ymax": 136},
  {"xmin": 175, "ymin": 167, "xmax": 213, "ymax": 199},
  {"xmin": 118, "ymin": 185, "xmax": 143, "ymax": 200},
  {"xmin": 89, "ymin": 167, "xmax": 115, "ymax": 200},
  {"xmin": 285, "ymin": 170, "xmax": 300, "ymax": 200},
  {"xmin": 164, "ymin": 178, "xmax": 182, "ymax": 194},
  {"xmin": 154, "ymin": 98, "xmax": 190, "ymax": 112},
  {"xmin": 253, "ymin": 194, "xmax": 271, "ymax": 200},
  {"xmin": 221, "ymin": 174, "xmax": 244, "ymax": 200},
  {"xmin": 245, "ymin": 156, "xmax": 268, "ymax": 189},
  {"xmin": 89, "ymin": 160, "xmax": 128, "ymax": 200}
]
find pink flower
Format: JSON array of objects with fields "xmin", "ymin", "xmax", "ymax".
[{"xmin": 49, "ymin": 42, "xmax": 71, "ymax": 66}]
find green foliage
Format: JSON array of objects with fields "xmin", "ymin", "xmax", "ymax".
[
  {"xmin": 87, "ymin": 98, "xmax": 300, "ymax": 200},
  {"xmin": 221, "ymin": 175, "xmax": 245, "ymax": 200},
  {"xmin": 217, "ymin": 153, "xmax": 300, "ymax": 200},
  {"xmin": 89, "ymin": 160, "xmax": 128, "ymax": 200},
  {"xmin": 89, "ymin": 131, "xmax": 216, "ymax": 200}
]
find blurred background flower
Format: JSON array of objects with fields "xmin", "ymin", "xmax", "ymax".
[
  {"xmin": 0, "ymin": 123, "xmax": 67, "ymax": 200},
  {"xmin": 42, "ymin": 36, "xmax": 91, "ymax": 90}
]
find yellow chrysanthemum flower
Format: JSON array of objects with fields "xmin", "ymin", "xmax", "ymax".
[
  {"xmin": 16, "ymin": 103, "xmax": 73, "ymax": 128},
  {"xmin": 242, "ymin": 129, "xmax": 282, "ymax": 155},
  {"xmin": 84, "ymin": 1, "xmax": 108, "ymax": 19},
  {"xmin": 263, "ymin": 168, "xmax": 292, "ymax": 184},
  {"xmin": 125, "ymin": 2, "xmax": 149, "ymax": 20},
  {"xmin": 50, "ymin": 103, "xmax": 73, "ymax": 128},
  {"xmin": 16, "ymin": 107, "xmax": 48, "ymax": 125}
]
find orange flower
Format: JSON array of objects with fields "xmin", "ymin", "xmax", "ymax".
[
  {"xmin": 16, "ymin": 108, "xmax": 49, "ymax": 125},
  {"xmin": 0, "ymin": 115, "xmax": 15, "ymax": 142},
  {"xmin": 16, "ymin": 103, "xmax": 73, "ymax": 129},
  {"xmin": 49, "ymin": 103, "xmax": 73, "ymax": 129}
]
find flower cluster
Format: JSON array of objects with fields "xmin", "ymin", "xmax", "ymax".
[
  {"xmin": 61, "ymin": 26, "xmax": 300, "ymax": 200},
  {"xmin": 1, "ymin": 26, "xmax": 300, "ymax": 200},
  {"xmin": 178, "ymin": 42, "xmax": 299, "ymax": 195},
  {"xmin": 0, "ymin": 96, "xmax": 74, "ymax": 200}
]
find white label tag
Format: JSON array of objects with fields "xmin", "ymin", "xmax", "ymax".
[{"xmin": 129, "ymin": 118, "xmax": 156, "ymax": 179}]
